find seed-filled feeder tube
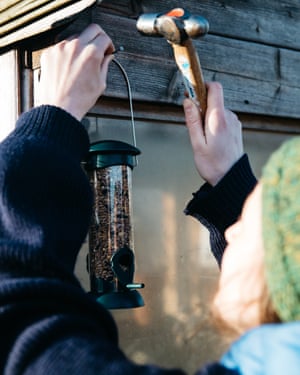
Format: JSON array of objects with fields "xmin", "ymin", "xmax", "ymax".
[{"xmin": 84, "ymin": 140, "xmax": 144, "ymax": 309}]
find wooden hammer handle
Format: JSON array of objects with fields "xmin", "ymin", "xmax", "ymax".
[{"xmin": 172, "ymin": 39, "xmax": 207, "ymax": 117}]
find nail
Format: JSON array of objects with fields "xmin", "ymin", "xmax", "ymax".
[{"xmin": 112, "ymin": 46, "xmax": 125, "ymax": 55}]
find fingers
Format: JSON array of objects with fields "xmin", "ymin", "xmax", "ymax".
[
  {"xmin": 183, "ymin": 80, "xmax": 244, "ymax": 186},
  {"xmin": 206, "ymin": 82, "xmax": 224, "ymax": 113},
  {"xmin": 90, "ymin": 29, "xmax": 115, "ymax": 59},
  {"xmin": 80, "ymin": 27, "xmax": 114, "ymax": 93},
  {"xmin": 98, "ymin": 54, "xmax": 114, "ymax": 92},
  {"xmin": 183, "ymin": 98, "xmax": 206, "ymax": 148},
  {"xmin": 78, "ymin": 23, "xmax": 114, "ymax": 55},
  {"xmin": 204, "ymin": 82, "xmax": 227, "ymax": 136},
  {"xmin": 38, "ymin": 23, "xmax": 115, "ymax": 121},
  {"xmin": 43, "ymin": 24, "xmax": 114, "ymax": 63}
]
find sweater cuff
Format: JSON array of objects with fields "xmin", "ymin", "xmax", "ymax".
[
  {"xmin": 185, "ymin": 154, "xmax": 257, "ymax": 234},
  {"xmin": 13, "ymin": 105, "xmax": 90, "ymax": 161}
]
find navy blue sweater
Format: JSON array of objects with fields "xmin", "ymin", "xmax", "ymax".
[
  {"xmin": 185, "ymin": 154, "xmax": 257, "ymax": 266},
  {"xmin": 0, "ymin": 105, "xmax": 256, "ymax": 374},
  {"xmin": 0, "ymin": 106, "xmax": 185, "ymax": 375}
]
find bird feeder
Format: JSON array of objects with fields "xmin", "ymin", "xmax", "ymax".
[{"xmin": 84, "ymin": 140, "xmax": 144, "ymax": 309}]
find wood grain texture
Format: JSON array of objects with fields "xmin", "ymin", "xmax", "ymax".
[
  {"xmin": 0, "ymin": 0, "xmax": 95, "ymax": 49},
  {"xmin": 91, "ymin": 10, "xmax": 300, "ymax": 119},
  {"xmin": 88, "ymin": 97, "xmax": 300, "ymax": 135},
  {"xmin": 137, "ymin": 0, "xmax": 300, "ymax": 50},
  {"xmin": 26, "ymin": 0, "xmax": 300, "ymax": 121}
]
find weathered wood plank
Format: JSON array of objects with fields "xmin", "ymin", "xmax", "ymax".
[
  {"xmin": 90, "ymin": 12, "xmax": 300, "ymax": 118},
  {"xmin": 98, "ymin": 0, "xmax": 141, "ymax": 18},
  {"xmin": 136, "ymin": 0, "xmax": 300, "ymax": 51},
  {"xmin": 0, "ymin": 1, "xmax": 23, "ymax": 13},
  {"xmin": 103, "ymin": 56, "xmax": 300, "ymax": 119},
  {"xmin": 0, "ymin": 0, "xmax": 95, "ymax": 49},
  {"xmin": 208, "ymin": 71, "xmax": 300, "ymax": 119},
  {"xmin": 88, "ymin": 98, "xmax": 300, "ymax": 134},
  {"xmin": 93, "ymin": 13, "xmax": 299, "ymax": 87},
  {"xmin": 0, "ymin": 0, "xmax": 74, "ymax": 31},
  {"xmin": 280, "ymin": 49, "xmax": 300, "ymax": 86},
  {"xmin": 29, "ymin": 4, "xmax": 300, "ymax": 119}
]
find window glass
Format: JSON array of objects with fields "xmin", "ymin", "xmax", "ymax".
[{"xmin": 76, "ymin": 117, "xmax": 292, "ymax": 373}]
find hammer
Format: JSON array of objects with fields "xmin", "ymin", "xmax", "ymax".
[{"xmin": 137, "ymin": 8, "xmax": 209, "ymax": 117}]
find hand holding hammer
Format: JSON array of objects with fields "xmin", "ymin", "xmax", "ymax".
[{"xmin": 137, "ymin": 8, "xmax": 209, "ymax": 117}]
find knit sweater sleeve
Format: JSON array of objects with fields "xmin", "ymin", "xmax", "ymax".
[
  {"xmin": 22, "ymin": 334, "xmax": 185, "ymax": 375},
  {"xmin": 185, "ymin": 154, "xmax": 257, "ymax": 266},
  {"xmin": 0, "ymin": 105, "xmax": 93, "ymax": 280}
]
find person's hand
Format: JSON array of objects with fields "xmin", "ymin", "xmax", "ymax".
[
  {"xmin": 183, "ymin": 82, "xmax": 243, "ymax": 186},
  {"xmin": 38, "ymin": 23, "xmax": 114, "ymax": 121}
]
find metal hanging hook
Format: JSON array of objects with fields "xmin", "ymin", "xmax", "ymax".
[{"xmin": 111, "ymin": 49, "xmax": 137, "ymax": 150}]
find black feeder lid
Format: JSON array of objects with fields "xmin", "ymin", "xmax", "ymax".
[{"xmin": 85, "ymin": 140, "xmax": 141, "ymax": 170}]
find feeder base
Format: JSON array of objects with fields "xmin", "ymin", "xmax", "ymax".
[{"xmin": 96, "ymin": 290, "xmax": 144, "ymax": 309}]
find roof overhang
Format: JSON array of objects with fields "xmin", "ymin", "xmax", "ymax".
[{"xmin": 0, "ymin": 0, "xmax": 97, "ymax": 50}]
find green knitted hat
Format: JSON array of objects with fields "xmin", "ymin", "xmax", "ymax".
[{"xmin": 262, "ymin": 137, "xmax": 300, "ymax": 322}]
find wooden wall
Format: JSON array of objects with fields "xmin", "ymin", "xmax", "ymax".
[
  {"xmin": 21, "ymin": 0, "xmax": 300, "ymax": 133},
  {"xmin": 92, "ymin": 0, "xmax": 300, "ymax": 124}
]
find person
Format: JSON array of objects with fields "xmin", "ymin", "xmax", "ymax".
[
  {"xmin": 184, "ymin": 93, "xmax": 300, "ymax": 374},
  {"xmin": 0, "ymin": 23, "xmax": 185, "ymax": 375}
]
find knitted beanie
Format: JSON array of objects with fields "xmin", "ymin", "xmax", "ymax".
[{"xmin": 261, "ymin": 137, "xmax": 300, "ymax": 322}]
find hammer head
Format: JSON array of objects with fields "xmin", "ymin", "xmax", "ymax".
[{"xmin": 136, "ymin": 8, "xmax": 209, "ymax": 45}]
